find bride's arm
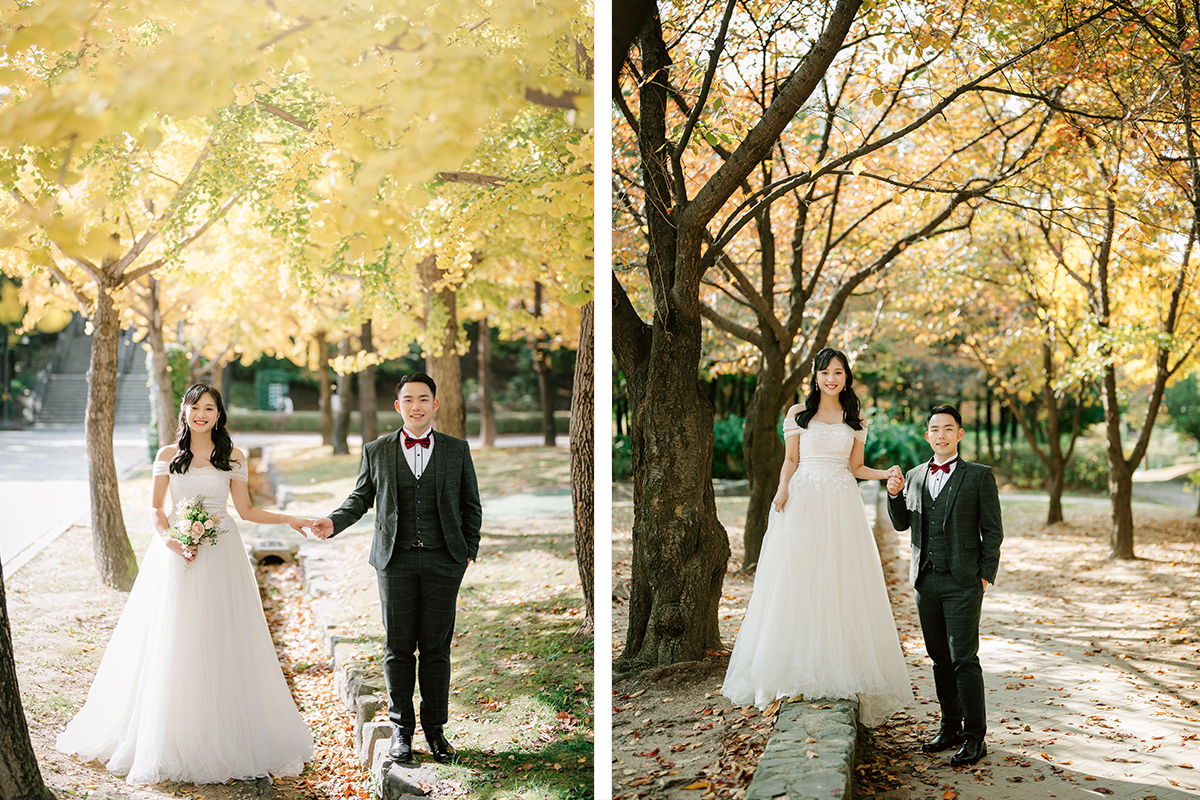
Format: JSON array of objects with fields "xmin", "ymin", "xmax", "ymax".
[
  {"xmin": 848, "ymin": 437, "xmax": 891, "ymax": 480},
  {"xmin": 152, "ymin": 447, "xmax": 195, "ymax": 561},
  {"xmin": 771, "ymin": 428, "xmax": 800, "ymax": 511},
  {"xmin": 228, "ymin": 448, "xmax": 311, "ymax": 533}
]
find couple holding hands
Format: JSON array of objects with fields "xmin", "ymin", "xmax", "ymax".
[
  {"xmin": 57, "ymin": 373, "xmax": 480, "ymax": 784},
  {"xmin": 723, "ymin": 348, "xmax": 1004, "ymax": 769}
]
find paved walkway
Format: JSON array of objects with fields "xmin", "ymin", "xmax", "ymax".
[
  {"xmin": 875, "ymin": 493, "xmax": 1200, "ymax": 800},
  {"xmin": 0, "ymin": 427, "xmax": 566, "ymax": 578}
]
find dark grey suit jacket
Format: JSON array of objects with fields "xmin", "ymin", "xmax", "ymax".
[
  {"xmin": 328, "ymin": 430, "xmax": 483, "ymax": 568},
  {"xmin": 887, "ymin": 459, "xmax": 1003, "ymax": 588}
]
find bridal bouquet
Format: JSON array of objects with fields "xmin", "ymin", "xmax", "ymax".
[{"xmin": 169, "ymin": 496, "xmax": 226, "ymax": 550}]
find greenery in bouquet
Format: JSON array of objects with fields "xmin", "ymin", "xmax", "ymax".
[{"xmin": 169, "ymin": 496, "xmax": 226, "ymax": 549}]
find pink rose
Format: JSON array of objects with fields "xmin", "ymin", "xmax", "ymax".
[{"xmin": 192, "ymin": 521, "xmax": 205, "ymax": 536}]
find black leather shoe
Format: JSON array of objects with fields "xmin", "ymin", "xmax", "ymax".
[
  {"xmin": 388, "ymin": 730, "xmax": 414, "ymax": 764},
  {"xmin": 426, "ymin": 730, "xmax": 456, "ymax": 764},
  {"xmin": 921, "ymin": 724, "xmax": 964, "ymax": 753},
  {"xmin": 950, "ymin": 737, "xmax": 987, "ymax": 767}
]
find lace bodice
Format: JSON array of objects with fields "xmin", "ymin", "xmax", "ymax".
[
  {"xmin": 781, "ymin": 417, "xmax": 867, "ymax": 491},
  {"xmin": 153, "ymin": 460, "xmax": 247, "ymax": 518}
]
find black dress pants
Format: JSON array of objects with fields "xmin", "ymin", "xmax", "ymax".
[
  {"xmin": 377, "ymin": 545, "xmax": 468, "ymax": 736},
  {"xmin": 915, "ymin": 567, "xmax": 987, "ymax": 741}
]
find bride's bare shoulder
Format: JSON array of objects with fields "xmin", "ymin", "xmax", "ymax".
[
  {"xmin": 155, "ymin": 445, "xmax": 177, "ymax": 462},
  {"xmin": 785, "ymin": 403, "xmax": 803, "ymax": 418}
]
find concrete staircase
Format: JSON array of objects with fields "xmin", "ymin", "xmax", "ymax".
[{"xmin": 38, "ymin": 319, "xmax": 152, "ymax": 427}]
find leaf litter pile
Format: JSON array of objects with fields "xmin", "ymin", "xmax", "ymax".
[{"xmin": 258, "ymin": 562, "xmax": 368, "ymax": 800}]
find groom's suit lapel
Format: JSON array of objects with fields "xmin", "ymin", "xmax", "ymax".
[
  {"xmin": 939, "ymin": 458, "xmax": 970, "ymax": 518},
  {"xmin": 382, "ymin": 430, "xmax": 401, "ymax": 485},
  {"xmin": 433, "ymin": 431, "xmax": 448, "ymax": 497},
  {"xmin": 910, "ymin": 463, "xmax": 930, "ymax": 514}
]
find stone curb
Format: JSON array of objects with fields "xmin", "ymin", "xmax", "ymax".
[{"xmin": 746, "ymin": 699, "xmax": 858, "ymax": 800}]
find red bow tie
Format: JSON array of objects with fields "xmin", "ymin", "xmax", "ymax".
[
  {"xmin": 404, "ymin": 432, "xmax": 431, "ymax": 449},
  {"xmin": 929, "ymin": 458, "xmax": 957, "ymax": 475}
]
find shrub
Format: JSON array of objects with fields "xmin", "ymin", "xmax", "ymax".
[
  {"xmin": 613, "ymin": 434, "xmax": 633, "ymax": 481},
  {"xmin": 712, "ymin": 414, "xmax": 746, "ymax": 479},
  {"xmin": 862, "ymin": 408, "xmax": 928, "ymax": 471},
  {"xmin": 992, "ymin": 439, "xmax": 1109, "ymax": 492}
]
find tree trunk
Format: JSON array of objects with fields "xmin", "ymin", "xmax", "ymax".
[
  {"xmin": 418, "ymin": 255, "xmax": 466, "ymax": 439},
  {"xmin": 146, "ymin": 278, "xmax": 177, "ymax": 448},
  {"xmin": 569, "ymin": 301, "xmax": 594, "ymax": 637},
  {"xmin": 1046, "ymin": 458, "xmax": 1065, "ymax": 524},
  {"xmin": 533, "ymin": 283, "xmax": 557, "ymax": 447},
  {"xmin": 615, "ymin": 281, "xmax": 730, "ymax": 674},
  {"xmin": 86, "ymin": 289, "xmax": 138, "ymax": 591},
  {"xmin": 478, "ymin": 317, "xmax": 497, "ymax": 448},
  {"xmin": 740, "ymin": 360, "xmax": 784, "ymax": 572},
  {"xmin": 359, "ymin": 320, "xmax": 378, "ymax": 445},
  {"xmin": 0, "ymin": 555, "xmax": 55, "ymax": 800},
  {"xmin": 316, "ymin": 332, "xmax": 333, "ymax": 447},
  {"xmin": 1101, "ymin": 364, "xmax": 1136, "ymax": 559},
  {"xmin": 333, "ymin": 335, "xmax": 352, "ymax": 456}
]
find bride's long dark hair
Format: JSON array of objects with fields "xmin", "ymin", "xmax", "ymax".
[
  {"xmin": 794, "ymin": 348, "xmax": 863, "ymax": 430},
  {"xmin": 169, "ymin": 383, "xmax": 237, "ymax": 473}
]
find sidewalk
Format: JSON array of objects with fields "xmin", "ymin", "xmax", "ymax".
[{"xmin": 866, "ymin": 492, "xmax": 1200, "ymax": 799}]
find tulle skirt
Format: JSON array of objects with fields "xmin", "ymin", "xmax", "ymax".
[
  {"xmin": 722, "ymin": 468, "xmax": 913, "ymax": 726},
  {"xmin": 57, "ymin": 521, "xmax": 313, "ymax": 785}
]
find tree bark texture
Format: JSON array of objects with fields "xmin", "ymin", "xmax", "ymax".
[
  {"xmin": 359, "ymin": 321, "xmax": 378, "ymax": 445},
  {"xmin": 478, "ymin": 317, "xmax": 497, "ymax": 448},
  {"xmin": 146, "ymin": 278, "xmax": 177, "ymax": 448},
  {"xmin": 533, "ymin": 282, "xmax": 557, "ymax": 447},
  {"xmin": 333, "ymin": 335, "xmax": 352, "ymax": 456},
  {"xmin": 86, "ymin": 288, "xmax": 138, "ymax": 591},
  {"xmin": 316, "ymin": 332, "xmax": 333, "ymax": 447},
  {"xmin": 0, "ymin": 556, "xmax": 55, "ymax": 800},
  {"xmin": 418, "ymin": 255, "xmax": 466, "ymax": 439},
  {"xmin": 739, "ymin": 359, "xmax": 785, "ymax": 571},
  {"xmin": 569, "ymin": 302, "xmax": 595, "ymax": 637}
]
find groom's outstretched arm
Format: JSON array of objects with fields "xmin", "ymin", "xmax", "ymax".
[
  {"xmin": 325, "ymin": 446, "xmax": 377, "ymax": 537},
  {"xmin": 887, "ymin": 471, "xmax": 912, "ymax": 531}
]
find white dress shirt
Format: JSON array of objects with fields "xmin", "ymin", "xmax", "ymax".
[
  {"xmin": 401, "ymin": 425, "xmax": 435, "ymax": 479},
  {"xmin": 928, "ymin": 456, "xmax": 958, "ymax": 500}
]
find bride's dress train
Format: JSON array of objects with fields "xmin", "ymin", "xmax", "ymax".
[
  {"xmin": 722, "ymin": 419, "xmax": 913, "ymax": 726},
  {"xmin": 57, "ymin": 460, "xmax": 313, "ymax": 785}
]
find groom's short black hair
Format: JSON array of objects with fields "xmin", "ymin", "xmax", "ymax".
[
  {"xmin": 929, "ymin": 404, "xmax": 962, "ymax": 427},
  {"xmin": 397, "ymin": 373, "xmax": 437, "ymax": 398}
]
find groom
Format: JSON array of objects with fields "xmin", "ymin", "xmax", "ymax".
[
  {"xmin": 313, "ymin": 373, "xmax": 482, "ymax": 765},
  {"xmin": 887, "ymin": 404, "xmax": 1003, "ymax": 768}
]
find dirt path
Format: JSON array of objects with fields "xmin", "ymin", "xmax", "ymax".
[
  {"xmin": 612, "ymin": 489, "xmax": 1200, "ymax": 800},
  {"xmin": 10, "ymin": 445, "xmax": 592, "ymax": 800}
]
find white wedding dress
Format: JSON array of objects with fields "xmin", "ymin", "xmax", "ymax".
[
  {"xmin": 57, "ymin": 460, "xmax": 313, "ymax": 785},
  {"xmin": 722, "ymin": 418, "xmax": 913, "ymax": 726}
]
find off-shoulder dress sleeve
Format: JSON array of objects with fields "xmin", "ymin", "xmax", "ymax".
[
  {"xmin": 782, "ymin": 416, "xmax": 802, "ymax": 440},
  {"xmin": 230, "ymin": 460, "xmax": 249, "ymax": 483},
  {"xmin": 852, "ymin": 418, "xmax": 869, "ymax": 443},
  {"xmin": 152, "ymin": 460, "xmax": 170, "ymax": 477}
]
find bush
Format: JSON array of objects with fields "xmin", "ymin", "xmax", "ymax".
[
  {"xmin": 613, "ymin": 434, "xmax": 633, "ymax": 481},
  {"xmin": 862, "ymin": 408, "xmax": 928, "ymax": 471},
  {"xmin": 712, "ymin": 415, "xmax": 746, "ymax": 479},
  {"xmin": 223, "ymin": 410, "xmax": 570, "ymax": 436},
  {"xmin": 992, "ymin": 439, "xmax": 1109, "ymax": 492}
]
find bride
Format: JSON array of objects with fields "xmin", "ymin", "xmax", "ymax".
[
  {"xmin": 57, "ymin": 383, "xmax": 315, "ymax": 785},
  {"xmin": 722, "ymin": 348, "xmax": 913, "ymax": 726}
]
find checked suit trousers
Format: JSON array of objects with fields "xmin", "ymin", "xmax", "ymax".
[{"xmin": 377, "ymin": 545, "xmax": 468, "ymax": 737}]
